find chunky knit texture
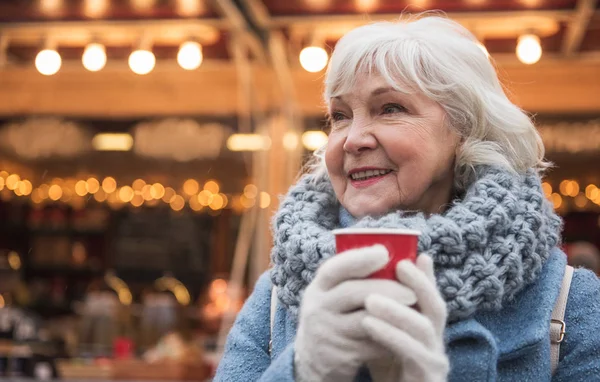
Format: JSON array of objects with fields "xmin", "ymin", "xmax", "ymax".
[{"xmin": 270, "ymin": 166, "xmax": 562, "ymax": 322}]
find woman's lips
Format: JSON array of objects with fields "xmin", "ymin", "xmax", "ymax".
[{"xmin": 349, "ymin": 171, "xmax": 392, "ymax": 188}]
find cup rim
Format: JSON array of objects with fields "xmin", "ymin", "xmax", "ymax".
[{"xmin": 333, "ymin": 228, "xmax": 421, "ymax": 236}]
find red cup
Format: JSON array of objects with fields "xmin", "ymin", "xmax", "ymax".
[{"xmin": 333, "ymin": 228, "xmax": 421, "ymax": 280}]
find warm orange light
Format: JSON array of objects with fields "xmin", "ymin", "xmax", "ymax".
[
  {"xmin": 204, "ymin": 180, "xmax": 220, "ymax": 194},
  {"xmin": 132, "ymin": 178, "xmax": 146, "ymax": 191},
  {"xmin": 585, "ymin": 184, "xmax": 598, "ymax": 200},
  {"xmin": 39, "ymin": 184, "xmax": 50, "ymax": 199},
  {"xmin": 18, "ymin": 180, "xmax": 33, "ymax": 196},
  {"xmin": 162, "ymin": 187, "xmax": 177, "ymax": 203},
  {"xmin": 48, "ymin": 184, "xmax": 63, "ymax": 201},
  {"xmin": 119, "ymin": 186, "xmax": 134, "ymax": 202},
  {"xmin": 183, "ymin": 179, "xmax": 200, "ymax": 195},
  {"xmin": 6, "ymin": 174, "xmax": 20, "ymax": 190},
  {"xmin": 574, "ymin": 193, "xmax": 588, "ymax": 209},
  {"xmin": 541, "ymin": 182, "xmax": 552, "ymax": 198},
  {"xmin": 141, "ymin": 184, "xmax": 153, "ymax": 201},
  {"xmin": 87, "ymin": 177, "xmax": 100, "ymax": 194},
  {"xmin": 94, "ymin": 189, "xmax": 107, "ymax": 202},
  {"xmin": 198, "ymin": 190, "xmax": 213, "ymax": 206},
  {"xmin": 259, "ymin": 192, "xmax": 271, "ymax": 209},
  {"xmin": 244, "ymin": 184, "xmax": 258, "ymax": 199},
  {"xmin": 75, "ymin": 180, "xmax": 89, "ymax": 196},
  {"xmin": 189, "ymin": 196, "xmax": 203, "ymax": 211},
  {"xmin": 150, "ymin": 183, "xmax": 165, "ymax": 199},
  {"xmin": 550, "ymin": 193, "xmax": 562, "ymax": 209},
  {"xmin": 170, "ymin": 195, "xmax": 185, "ymax": 211},
  {"xmin": 102, "ymin": 177, "xmax": 117, "ymax": 193},
  {"xmin": 240, "ymin": 194, "xmax": 256, "ymax": 208},
  {"xmin": 131, "ymin": 194, "xmax": 144, "ymax": 207},
  {"xmin": 209, "ymin": 193, "xmax": 224, "ymax": 210}
]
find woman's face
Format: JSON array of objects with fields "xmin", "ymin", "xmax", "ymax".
[{"xmin": 325, "ymin": 73, "xmax": 460, "ymax": 218}]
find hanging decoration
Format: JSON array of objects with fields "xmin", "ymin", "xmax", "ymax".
[
  {"xmin": 0, "ymin": 118, "xmax": 91, "ymax": 160},
  {"xmin": 134, "ymin": 119, "xmax": 227, "ymax": 162}
]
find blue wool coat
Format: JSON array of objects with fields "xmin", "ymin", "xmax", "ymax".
[{"xmin": 214, "ymin": 249, "xmax": 600, "ymax": 381}]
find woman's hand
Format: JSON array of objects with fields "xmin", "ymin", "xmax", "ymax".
[
  {"xmin": 294, "ymin": 245, "xmax": 417, "ymax": 382},
  {"xmin": 363, "ymin": 255, "xmax": 449, "ymax": 382}
]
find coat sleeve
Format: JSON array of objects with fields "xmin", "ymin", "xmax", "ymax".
[
  {"xmin": 552, "ymin": 268, "xmax": 600, "ymax": 381},
  {"xmin": 213, "ymin": 272, "xmax": 297, "ymax": 382}
]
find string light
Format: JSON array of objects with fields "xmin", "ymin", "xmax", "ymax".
[
  {"xmin": 162, "ymin": 187, "xmax": 177, "ymax": 203},
  {"xmin": 204, "ymin": 180, "xmax": 220, "ymax": 194},
  {"xmin": 302, "ymin": 131, "xmax": 328, "ymax": 151},
  {"xmin": 87, "ymin": 177, "xmax": 100, "ymax": 194},
  {"xmin": 177, "ymin": 41, "xmax": 203, "ymax": 70},
  {"xmin": 129, "ymin": 49, "xmax": 155, "ymax": 75},
  {"xmin": 243, "ymin": 184, "xmax": 258, "ymax": 199},
  {"xmin": 132, "ymin": 178, "xmax": 146, "ymax": 191},
  {"xmin": 299, "ymin": 46, "xmax": 328, "ymax": 73},
  {"xmin": 0, "ymin": 169, "xmax": 293, "ymax": 214},
  {"xmin": 102, "ymin": 177, "xmax": 117, "ymax": 193},
  {"xmin": 35, "ymin": 49, "xmax": 62, "ymax": 76},
  {"xmin": 541, "ymin": 182, "xmax": 552, "ymax": 198},
  {"xmin": 550, "ymin": 193, "xmax": 562, "ymax": 209},
  {"xmin": 119, "ymin": 186, "xmax": 134, "ymax": 202},
  {"xmin": 209, "ymin": 193, "xmax": 224, "ymax": 210},
  {"xmin": 183, "ymin": 179, "xmax": 200, "ymax": 195},
  {"xmin": 516, "ymin": 34, "xmax": 542, "ymax": 65},
  {"xmin": 198, "ymin": 190, "xmax": 213, "ymax": 206},
  {"xmin": 150, "ymin": 183, "xmax": 165, "ymax": 199},
  {"xmin": 259, "ymin": 192, "xmax": 271, "ymax": 209},
  {"xmin": 585, "ymin": 184, "xmax": 599, "ymax": 201},
  {"xmin": 48, "ymin": 184, "xmax": 63, "ymax": 201},
  {"xmin": 82, "ymin": 43, "xmax": 107, "ymax": 72},
  {"xmin": 170, "ymin": 195, "xmax": 185, "ymax": 211}
]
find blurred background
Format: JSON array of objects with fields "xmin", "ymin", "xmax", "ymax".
[{"xmin": 0, "ymin": 0, "xmax": 598, "ymax": 380}]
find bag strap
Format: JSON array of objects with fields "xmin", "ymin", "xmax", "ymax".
[
  {"xmin": 550, "ymin": 265, "xmax": 574, "ymax": 375},
  {"xmin": 269, "ymin": 286, "xmax": 277, "ymax": 354}
]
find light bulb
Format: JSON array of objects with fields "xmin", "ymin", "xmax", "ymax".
[
  {"xmin": 516, "ymin": 34, "xmax": 542, "ymax": 65},
  {"xmin": 128, "ymin": 49, "xmax": 155, "ymax": 75},
  {"xmin": 177, "ymin": 41, "xmax": 203, "ymax": 70},
  {"xmin": 82, "ymin": 43, "xmax": 107, "ymax": 72},
  {"xmin": 302, "ymin": 131, "xmax": 328, "ymax": 151},
  {"xmin": 35, "ymin": 49, "xmax": 62, "ymax": 76},
  {"xmin": 299, "ymin": 46, "xmax": 328, "ymax": 73}
]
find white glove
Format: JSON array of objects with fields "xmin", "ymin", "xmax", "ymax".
[
  {"xmin": 363, "ymin": 255, "xmax": 449, "ymax": 382},
  {"xmin": 294, "ymin": 245, "xmax": 418, "ymax": 382}
]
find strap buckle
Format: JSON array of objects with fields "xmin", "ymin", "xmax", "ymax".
[{"xmin": 551, "ymin": 319, "xmax": 566, "ymax": 343}]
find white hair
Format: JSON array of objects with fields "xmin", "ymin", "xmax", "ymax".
[{"xmin": 314, "ymin": 14, "xmax": 549, "ymax": 190}]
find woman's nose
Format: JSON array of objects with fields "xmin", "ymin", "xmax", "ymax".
[{"xmin": 343, "ymin": 121, "xmax": 378, "ymax": 154}]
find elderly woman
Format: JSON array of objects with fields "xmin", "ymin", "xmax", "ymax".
[{"xmin": 214, "ymin": 15, "xmax": 600, "ymax": 381}]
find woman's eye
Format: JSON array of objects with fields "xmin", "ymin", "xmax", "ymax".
[
  {"xmin": 381, "ymin": 103, "xmax": 405, "ymax": 114},
  {"xmin": 331, "ymin": 112, "xmax": 348, "ymax": 122}
]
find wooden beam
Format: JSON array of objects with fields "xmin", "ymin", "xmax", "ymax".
[
  {"xmin": 0, "ymin": 18, "xmax": 224, "ymax": 46},
  {"xmin": 562, "ymin": 0, "xmax": 598, "ymax": 56},
  {"xmin": 0, "ymin": 60, "xmax": 272, "ymax": 117},
  {"xmin": 0, "ymin": 59, "xmax": 598, "ymax": 117}
]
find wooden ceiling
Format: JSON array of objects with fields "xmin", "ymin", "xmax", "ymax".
[{"xmin": 0, "ymin": 0, "xmax": 598, "ymax": 117}]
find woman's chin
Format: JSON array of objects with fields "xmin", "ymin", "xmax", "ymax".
[{"xmin": 344, "ymin": 198, "xmax": 395, "ymax": 218}]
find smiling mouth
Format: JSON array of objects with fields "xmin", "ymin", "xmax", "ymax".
[{"xmin": 349, "ymin": 169, "xmax": 392, "ymax": 181}]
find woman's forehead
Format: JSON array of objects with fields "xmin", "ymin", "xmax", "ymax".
[{"xmin": 329, "ymin": 73, "xmax": 414, "ymax": 102}]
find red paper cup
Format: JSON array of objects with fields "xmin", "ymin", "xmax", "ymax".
[{"xmin": 333, "ymin": 228, "xmax": 421, "ymax": 280}]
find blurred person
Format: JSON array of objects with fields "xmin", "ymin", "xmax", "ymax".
[
  {"xmin": 568, "ymin": 241, "xmax": 600, "ymax": 275},
  {"xmin": 215, "ymin": 15, "xmax": 600, "ymax": 381}
]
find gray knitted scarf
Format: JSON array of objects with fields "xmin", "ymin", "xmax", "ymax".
[{"xmin": 270, "ymin": 166, "xmax": 562, "ymax": 322}]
